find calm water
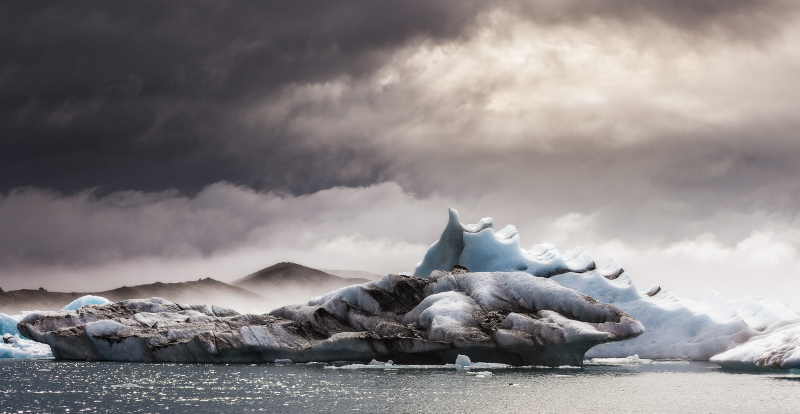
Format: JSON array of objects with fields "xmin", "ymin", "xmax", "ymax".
[{"xmin": 1, "ymin": 359, "xmax": 799, "ymax": 413}]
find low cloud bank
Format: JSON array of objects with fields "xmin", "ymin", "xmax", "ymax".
[{"xmin": 2, "ymin": 181, "xmax": 800, "ymax": 310}]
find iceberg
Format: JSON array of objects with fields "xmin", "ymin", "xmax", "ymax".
[
  {"xmin": 711, "ymin": 324, "xmax": 800, "ymax": 369},
  {"xmin": 17, "ymin": 271, "xmax": 643, "ymax": 365},
  {"xmin": 61, "ymin": 295, "xmax": 111, "ymax": 311},
  {"xmin": 2, "ymin": 312, "xmax": 52, "ymax": 359},
  {"xmin": 584, "ymin": 354, "xmax": 653, "ymax": 366},
  {"xmin": 553, "ymin": 267, "xmax": 799, "ymax": 359},
  {"xmin": 412, "ymin": 208, "xmax": 800, "ymax": 361},
  {"xmin": 1, "ymin": 333, "xmax": 52, "ymax": 359},
  {"xmin": 1, "ymin": 295, "xmax": 113, "ymax": 359}
]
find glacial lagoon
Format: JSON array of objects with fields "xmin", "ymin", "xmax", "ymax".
[{"xmin": 1, "ymin": 359, "xmax": 798, "ymax": 413}]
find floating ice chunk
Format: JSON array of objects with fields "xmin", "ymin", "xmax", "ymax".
[
  {"xmin": 585, "ymin": 354, "xmax": 653, "ymax": 366},
  {"xmin": 1, "ymin": 334, "xmax": 52, "ymax": 359},
  {"xmin": 455, "ymin": 354, "xmax": 471, "ymax": 369},
  {"xmin": 61, "ymin": 295, "xmax": 111, "ymax": 311},
  {"xmin": 711, "ymin": 323, "xmax": 800, "ymax": 370},
  {"xmin": 2, "ymin": 313, "xmax": 53, "ymax": 359},
  {"xmin": 453, "ymin": 354, "xmax": 511, "ymax": 370}
]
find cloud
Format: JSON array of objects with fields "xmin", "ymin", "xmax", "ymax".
[
  {"xmin": 3, "ymin": 181, "xmax": 800, "ymax": 311},
  {"xmin": 237, "ymin": 10, "xmax": 800, "ymax": 241},
  {"xmin": 0, "ymin": 1, "xmax": 490, "ymax": 194},
  {"xmin": 0, "ymin": 181, "xmax": 451, "ymax": 290},
  {"xmin": 3, "ymin": 2, "xmax": 800, "ymax": 308},
  {"xmin": 506, "ymin": 0, "xmax": 798, "ymax": 41},
  {"xmin": 3, "ymin": 1, "xmax": 800, "ymax": 195}
]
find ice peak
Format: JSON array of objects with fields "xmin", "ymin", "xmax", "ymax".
[{"xmin": 412, "ymin": 209, "xmax": 595, "ymax": 278}]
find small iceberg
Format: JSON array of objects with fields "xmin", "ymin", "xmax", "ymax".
[{"xmin": 62, "ymin": 295, "xmax": 111, "ymax": 311}]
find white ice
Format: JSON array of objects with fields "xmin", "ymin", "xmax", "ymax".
[
  {"xmin": 0, "ymin": 312, "xmax": 21, "ymax": 336},
  {"xmin": 326, "ymin": 355, "xmax": 512, "ymax": 371},
  {"xmin": 412, "ymin": 208, "xmax": 594, "ymax": 279},
  {"xmin": 295, "ymin": 270, "xmax": 642, "ymax": 365},
  {"xmin": 411, "ymin": 208, "xmax": 800, "ymax": 362},
  {"xmin": 1, "ymin": 333, "xmax": 52, "ymax": 359},
  {"xmin": 61, "ymin": 295, "xmax": 111, "ymax": 311},
  {"xmin": 0, "ymin": 295, "xmax": 109, "ymax": 359},
  {"xmin": 584, "ymin": 355, "xmax": 653, "ymax": 366},
  {"xmin": 711, "ymin": 323, "xmax": 800, "ymax": 369}
]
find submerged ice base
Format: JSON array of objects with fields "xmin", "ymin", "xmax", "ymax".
[{"xmin": 17, "ymin": 271, "xmax": 643, "ymax": 366}]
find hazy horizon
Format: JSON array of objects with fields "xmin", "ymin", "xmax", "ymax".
[{"xmin": 3, "ymin": 2, "xmax": 800, "ymax": 309}]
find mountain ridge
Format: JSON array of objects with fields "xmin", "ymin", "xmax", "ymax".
[{"xmin": 0, "ymin": 278, "xmax": 263, "ymax": 315}]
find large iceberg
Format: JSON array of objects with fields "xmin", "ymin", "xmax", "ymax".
[
  {"xmin": 17, "ymin": 272, "xmax": 643, "ymax": 365},
  {"xmin": 412, "ymin": 208, "xmax": 800, "ymax": 361}
]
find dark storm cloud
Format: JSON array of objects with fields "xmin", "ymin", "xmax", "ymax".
[
  {"xmin": 2, "ymin": 0, "xmax": 800, "ymax": 307},
  {"xmin": 0, "ymin": 0, "xmax": 487, "ymax": 194},
  {"xmin": 3, "ymin": 0, "xmax": 798, "ymax": 196},
  {"xmin": 506, "ymin": 0, "xmax": 796, "ymax": 41}
]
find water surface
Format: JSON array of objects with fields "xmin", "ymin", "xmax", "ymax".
[{"xmin": 1, "ymin": 359, "xmax": 798, "ymax": 413}]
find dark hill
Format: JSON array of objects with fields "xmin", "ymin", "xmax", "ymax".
[
  {"xmin": 322, "ymin": 269, "xmax": 382, "ymax": 280},
  {"xmin": 232, "ymin": 262, "xmax": 372, "ymax": 302},
  {"xmin": 97, "ymin": 278, "xmax": 263, "ymax": 306},
  {"xmin": 235, "ymin": 262, "xmax": 370, "ymax": 286},
  {"xmin": 0, "ymin": 278, "xmax": 265, "ymax": 315}
]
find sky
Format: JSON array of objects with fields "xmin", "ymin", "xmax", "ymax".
[{"xmin": 2, "ymin": 1, "xmax": 800, "ymax": 309}]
